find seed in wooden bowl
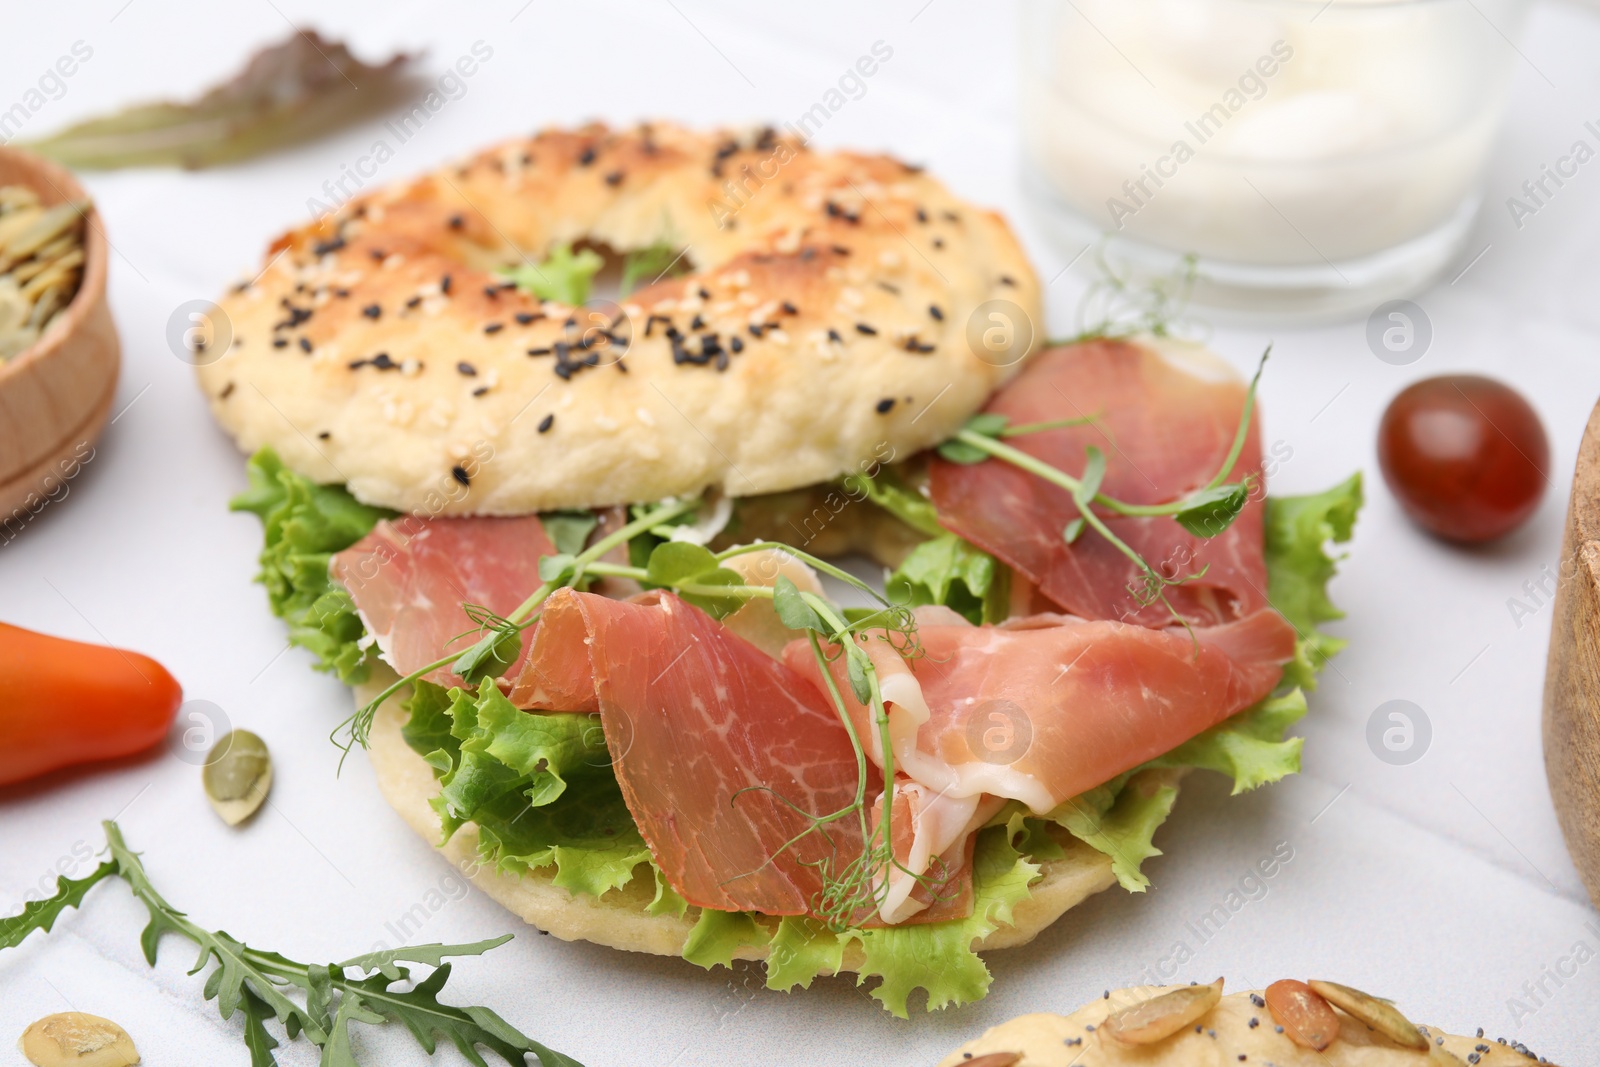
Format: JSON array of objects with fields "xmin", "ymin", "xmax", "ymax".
[
  {"xmin": 1102, "ymin": 978, "xmax": 1223, "ymax": 1046},
  {"xmin": 20, "ymin": 1011, "xmax": 138, "ymax": 1066},
  {"xmin": 1308, "ymin": 979, "xmax": 1429, "ymax": 1050},
  {"xmin": 0, "ymin": 184, "xmax": 88, "ymax": 361},
  {"xmin": 1264, "ymin": 979, "xmax": 1340, "ymax": 1050}
]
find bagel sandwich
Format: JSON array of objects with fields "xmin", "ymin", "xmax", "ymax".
[{"xmin": 207, "ymin": 122, "xmax": 1364, "ymax": 1015}]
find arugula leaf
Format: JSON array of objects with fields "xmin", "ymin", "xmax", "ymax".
[
  {"xmin": 846, "ymin": 465, "xmax": 944, "ymax": 537},
  {"xmin": 885, "ymin": 532, "xmax": 1010, "ymax": 625},
  {"xmin": 231, "ymin": 447, "xmax": 392, "ymax": 683},
  {"xmin": 3, "ymin": 822, "xmax": 585, "ymax": 1065},
  {"xmin": 501, "ymin": 244, "xmax": 604, "ymax": 306},
  {"xmin": 1265, "ymin": 473, "xmax": 1364, "ymax": 690},
  {"xmin": 0, "ymin": 860, "xmax": 116, "ymax": 949}
]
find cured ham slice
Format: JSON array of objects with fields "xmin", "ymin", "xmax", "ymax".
[
  {"xmin": 331, "ymin": 515, "xmax": 554, "ymax": 683},
  {"xmin": 785, "ymin": 607, "xmax": 1296, "ymax": 815},
  {"xmin": 930, "ymin": 338, "xmax": 1271, "ymax": 629},
  {"xmin": 512, "ymin": 588, "xmax": 880, "ymax": 917}
]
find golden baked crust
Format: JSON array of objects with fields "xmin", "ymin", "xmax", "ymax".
[
  {"xmin": 197, "ymin": 122, "xmax": 1040, "ymax": 514},
  {"xmin": 939, "ymin": 987, "xmax": 1549, "ymax": 1066},
  {"xmin": 362, "ymin": 676, "xmax": 1121, "ymax": 970}
]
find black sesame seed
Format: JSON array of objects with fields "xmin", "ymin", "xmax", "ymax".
[
  {"xmin": 1250, "ymin": 994, "xmax": 1266, "ymax": 1008},
  {"xmin": 448, "ymin": 213, "xmax": 464, "ymax": 230},
  {"xmin": 729, "ymin": 336, "xmax": 744, "ymax": 354},
  {"xmin": 219, "ymin": 382, "xmax": 235, "ymax": 399},
  {"xmin": 317, "ymin": 431, "xmax": 330, "ymax": 439},
  {"xmin": 298, "ymin": 337, "xmax": 312, "ymax": 353},
  {"xmin": 932, "ymin": 237, "xmax": 945, "ymax": 249},
  {"xmin": 689, "ymin": 314, "xmax": 704, "ymax": 331},
  {"xmin": 362, "ymin": 304, "xmax": 381, "ymax": 319},
  {"xmin": 999, "ymin": 274, "xmax": 1017, "ymax": 286},
  {"xmin": 371, "ymin": 353, "xmax": 395, "ymax": 370},
  {"xmin": 604, "ymin": 170, "xmax": 624, "ymax": 186},
  {"xmin": 915, "ymin": 207, "xmax": 928, "ymax": 223},
  {"xmin": 515, "ymin": 311, "xmax": 539, "ymax": 325},
  {"xmin": 484, "ymin": 323, "xmax": 504, "ymax": 334},
  {"xmin": 827, "ymin": 328, "xmax": 842, "ymax": 343},
  {"xmin": 484, "ymin": 285, "xmax": 501, "ymax": 299},
  {"xmin": 929, "ymin": 304, "xmax": 944, "ymax": 321},
  {"xmin": 451, "ymin": 465, "xmax": 471, "ymax": 487},
  {"xmin": 877, "ymin": 281, "xmax": 900, "ymax": 294},
  {"xmin": 748, "ymin": 323, "xmax": 763, "ymax": 339},
  {"xmin": 406, "ymin": 295, "xmax": 422, "ymax": 308},
  {"xmin": 538, "ymin": 414, "xmax": 554, "ymax": 433},
  {"xmin": 334, "ymin": 288, "xmax": 350, "ymax": 298},
  {"xmin": 875, "ymin": 398, "xmax": 895, "ymax": 414},
  {"xmin": 472, "ymin": 385, "xmax": 490, "ymax": 397},
  {"xmin": 698, "ymin": 287, "xmax": 711, "ymax": 300},
  {"xmin": 832, "ymin": 244, "xmax": 850, "ymax": 256},
  {"xmin": 781, "ymin": 301, "xmax": 798, "ymax": 315},
  {"xmin": 312, "ymin": 236, "xmax": 346, "ymax": 256},
  {"xmin": 855, "ymin": 323, "xmax": 878, "ymax": 336},
  {"xmin": 457, "ymin": 361, "xmax": 477, "ymax": 376},
  {"xmin": 577, "ymin": 145, "xmax": 596, "ymax": 166},
  {"xmin": 273, "ymin": 338, "xmax": 288, "ymax": 349},
  {"xmin": 440, "ymin": 274, "xmax": 453, "ymax": 294},
  {"xmin": 943, "ymin": 210, "xmax": 960, "ymax": 222}
]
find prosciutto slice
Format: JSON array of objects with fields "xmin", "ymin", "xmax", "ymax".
[
  {"xmin": 512, "ymin": 588, "xmax": 878, "ymax": 917},
  {"xmin": 785, "ymin": 607, "xmax": 1296, "ymax": 816},
  {"xmin": 930, "ymin": 338, "xmax": 1271, "ymax": 628},
  {"xmin": 331, "ymin": 515, "xmax": 554, "ymax": 683}
]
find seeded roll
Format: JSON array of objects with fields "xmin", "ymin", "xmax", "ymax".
[
  {"xmin": 196, "ymin": 121, "xmax": 1039, "ymax": 514},
  {"xmin": 938, "ymin": 982, "xmax": 1557, "ymax": 1067}
]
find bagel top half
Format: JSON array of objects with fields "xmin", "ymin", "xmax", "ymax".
[{"xmin": 196, "ymin": 122, "xmax": 1040, "ymax": 514}]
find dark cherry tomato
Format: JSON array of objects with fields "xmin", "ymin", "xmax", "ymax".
[{"xmin": 1377, "ymin": 374, "xmax": 1549, "ymax": 544}]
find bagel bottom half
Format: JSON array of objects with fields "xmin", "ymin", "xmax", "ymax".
[{"xmin": 364, "ymin": 672, "xmax": 1150, "ymax": 972}]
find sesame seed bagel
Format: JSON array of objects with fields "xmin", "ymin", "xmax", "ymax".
[
  {"xmin": 362, "ymin": 674, "xmax": 1133, "ymax": 973},
  {"xmin": 196, "ymin": 122, "xmax": 1040, "ymax": 514},
  {"xmin": 939, "ymin": 986, "xmax": 1552, "ymax": 1066}
]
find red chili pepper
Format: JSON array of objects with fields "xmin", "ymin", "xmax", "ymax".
[{"xmin": 0, "ymin": 622, "xmax": 182, "ymax": 787}]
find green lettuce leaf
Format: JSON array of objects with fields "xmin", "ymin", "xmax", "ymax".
[
  {"xmin": 1265, "ymin": 473, "xmax": 1363, "ymax": 690},
  {"xmin": 402, "ymin": 680, "xmax": 649, "ymax": 898},
  {"xmin": 682, "ymin": 910, "xmax": 771, "ymax": 970},
  {"xmin": 1048, "ymin": 769, "xmax": 1179, "ymax": 892},
  {"xmin": 845, "ymin": 822, "xmax": 1041, "ymax": 1016},
  {"xmin": 230, "ymin": 447, "xmax": 393, "ymax": 683},
  {"xmin": 1145, "ymin": 690, "xmax": 1307, "ymax": 794},
  {"xmin": 885, "ymin": 532, "xmax": 1010, "ymax": 625},
  {"xmin": 500, "ymin": 244, "xmax": 603, "ymax": 306}
]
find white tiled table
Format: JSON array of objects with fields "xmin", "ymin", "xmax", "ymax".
[{"xmin": 3, "ymin": 2, "xmax": 1599, "ymax": 1064}]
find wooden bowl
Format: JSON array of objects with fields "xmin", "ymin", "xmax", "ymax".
[
  {"xmin": 1543, "ymin": 396, "xmax": 1600, "ymax": 907},
  {"xmin": 0, "ymin": 146, "xmax": 120, "ymax": 521}
]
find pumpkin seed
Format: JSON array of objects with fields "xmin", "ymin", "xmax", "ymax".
[
  {"xmin": 20, "ymin": 1012, "xmax": 139, "ymax": 1066},
  {"xmin": 1102, "ymin": 977, "xmax": 1223, "ymax": 1045},
  {"xmin": 1264, "ymin": 979, "xmax": 1340, "ymax": 1050},
  {"xmin": 0, "ymin": 186, "xmax": 87, "ymax": 362},
  {"xmin": 202, "ymin": 729, "xmax": 272, "ymax": 825},
  {"xmin": 1308, "ymin": 979, "xmax": 1428, "ymax": 1050}
]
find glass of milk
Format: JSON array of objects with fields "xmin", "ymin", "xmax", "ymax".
[{"xmin": 1020, "ymin": 0, "xmax": 1532, "ymax": 319}]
